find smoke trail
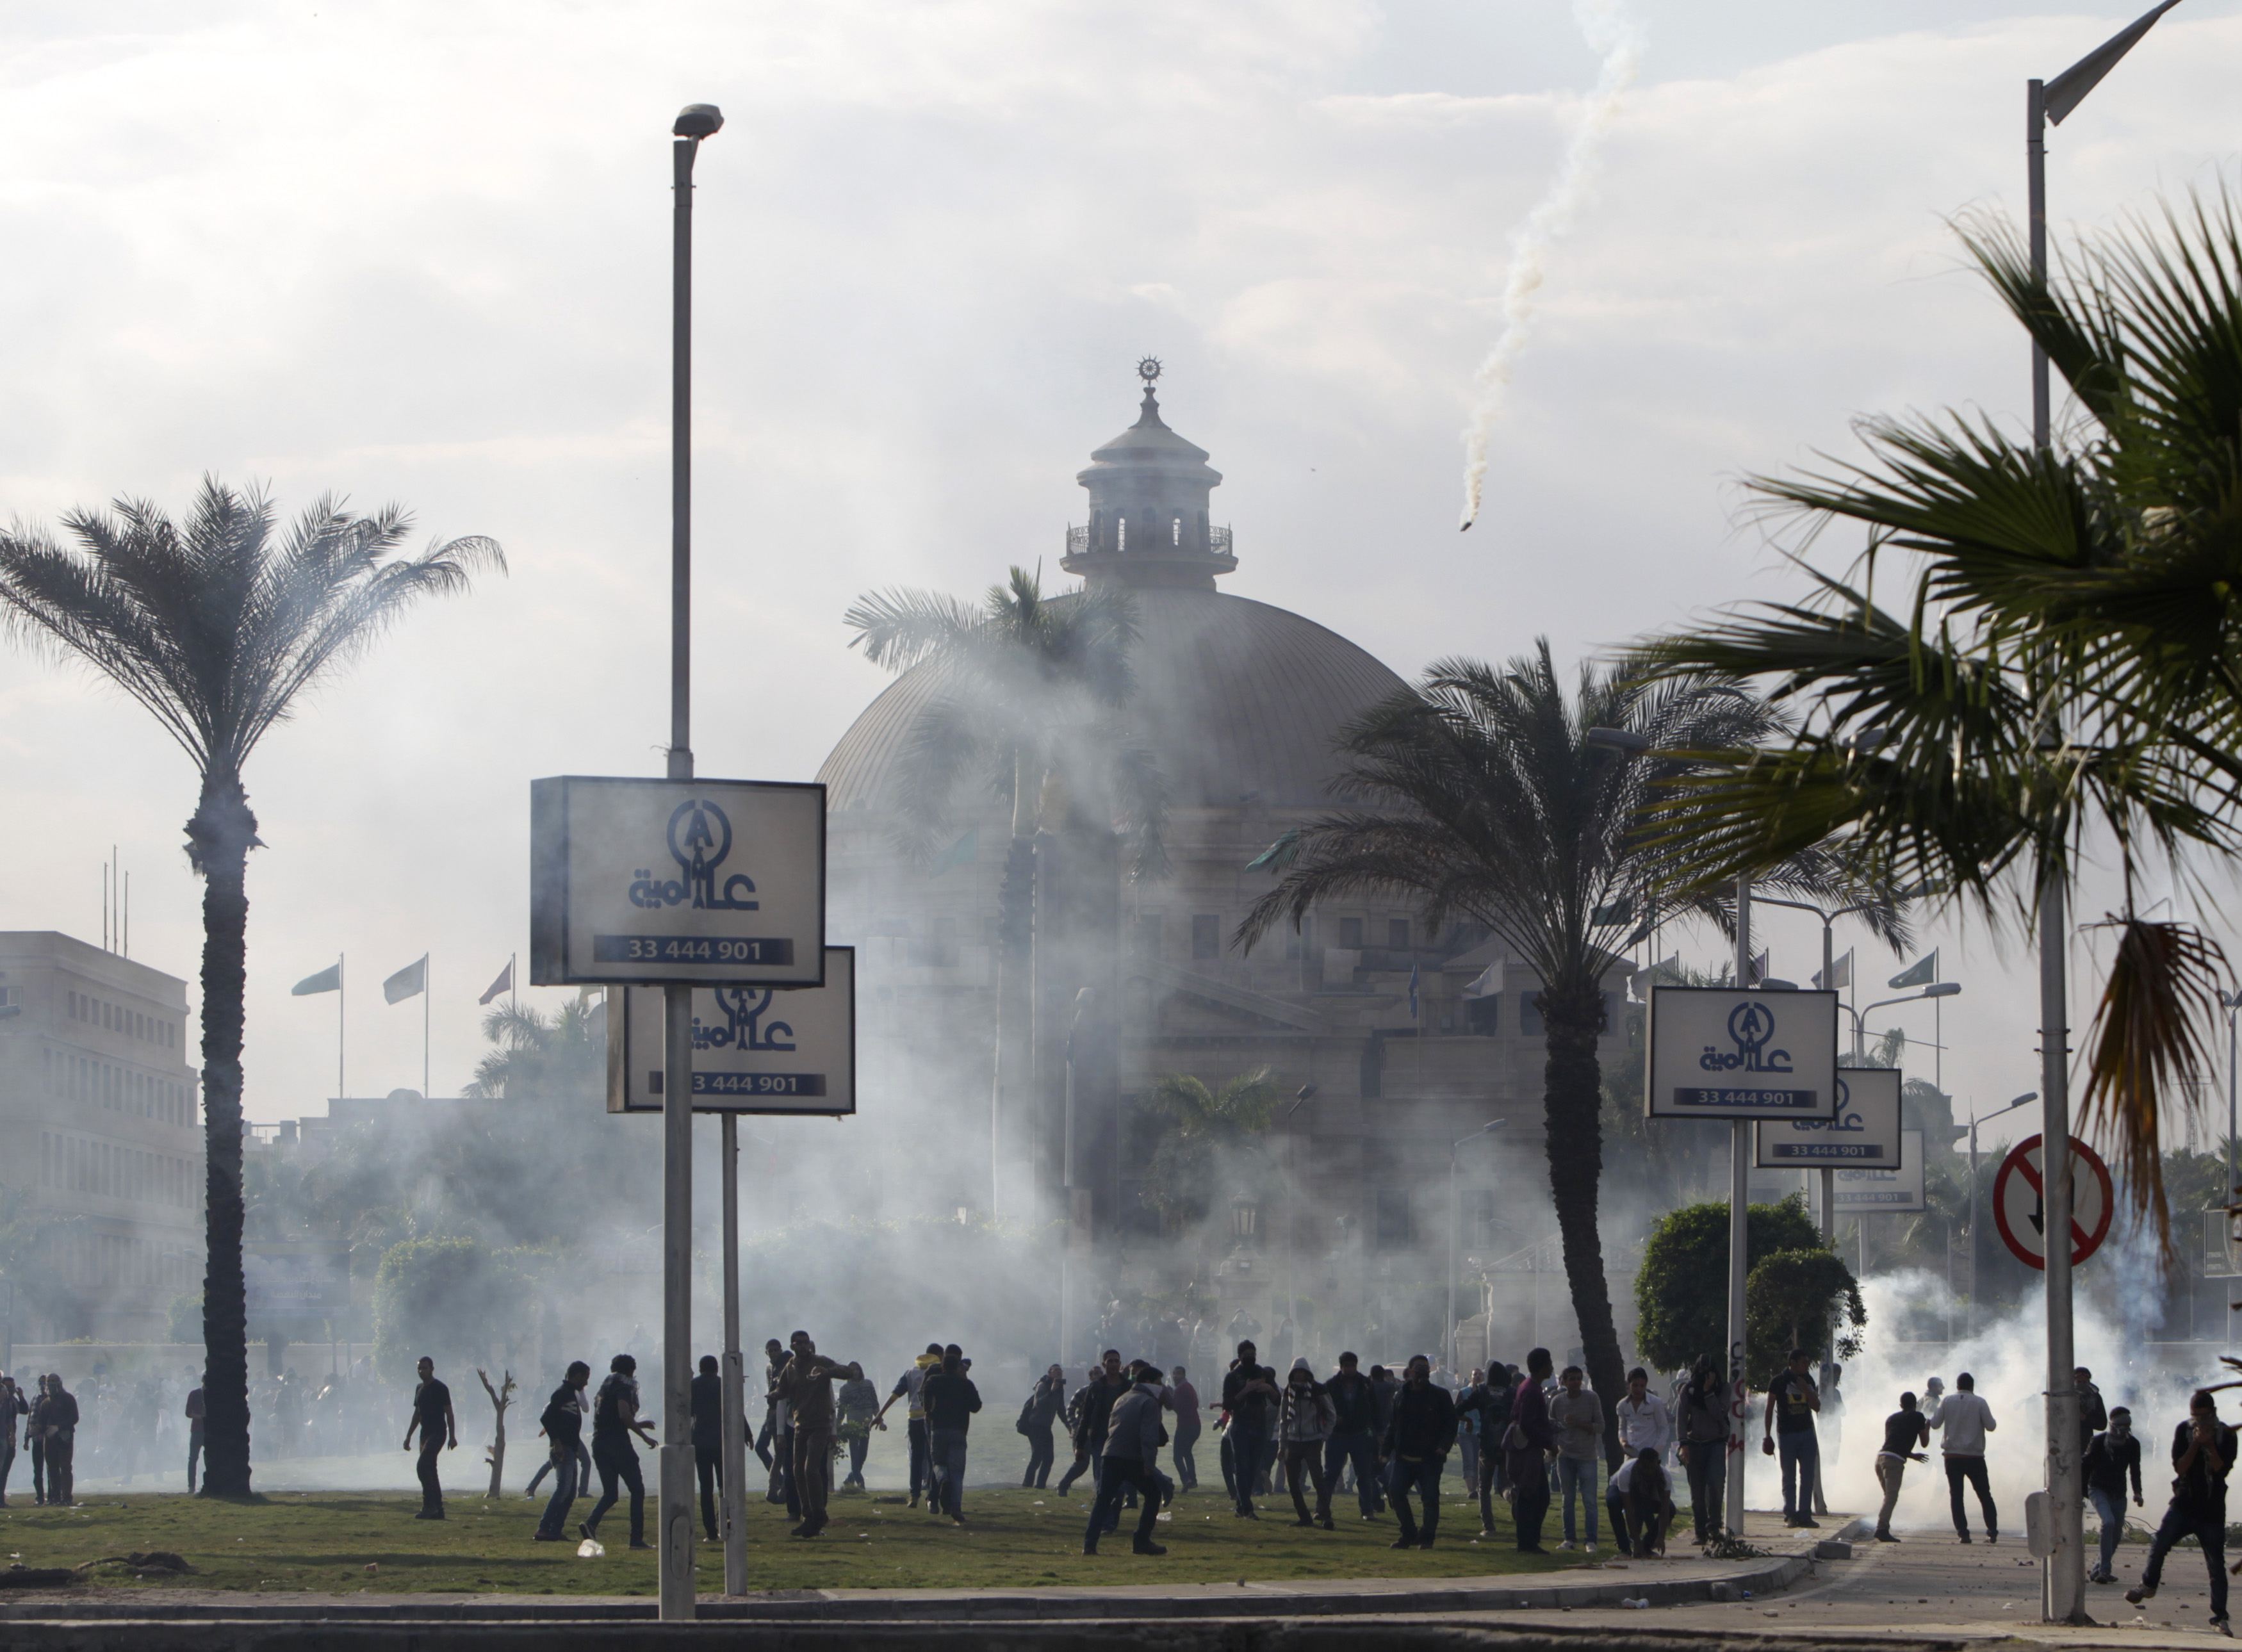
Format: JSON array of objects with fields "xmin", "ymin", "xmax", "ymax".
[{"xmin": 1457, "ymin": 0, "xmax": 1643, "ymax": 530}]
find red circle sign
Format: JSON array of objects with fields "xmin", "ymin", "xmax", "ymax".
[{"xmin": 1992, "ymin": 1133, "xmax": 2114, "ymax": 1271}]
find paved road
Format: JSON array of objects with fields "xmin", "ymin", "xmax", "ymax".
[{"xmin": 1501, "ymin": 1512, "xmax": 2236, "ymax": 1646}]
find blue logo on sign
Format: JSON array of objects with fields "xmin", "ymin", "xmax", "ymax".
[
  {"xmin": 1699, "ymin": 1000, "xmax": 1794, "ymax": 1074},
  {"xmin": 694, "ymin": 986, "xmax": 796, "ymax": 1053},
  {"xmin": 628, "ymin": 798, "xmax": 760, "ymax": 911},
  {"xmin": 1797, "ymin": 1073, "xmax": 1863, "ymax": 1134}
]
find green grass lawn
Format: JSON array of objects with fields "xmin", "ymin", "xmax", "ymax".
[{"xmin": 1, "ymin": 1484, "xmax": 1587, "ymax": 1596}]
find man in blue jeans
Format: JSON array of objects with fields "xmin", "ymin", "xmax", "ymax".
[
  {"xmin": 1322, "ymin": 1352, "xmax": 1382, "ymax": 1519},
  {"xmin": 1381, "ymin": 1354, "xmax": 1457, "ymax": 1548},
  {"xmin": 532, "ymin": 1362, "xmax": 591, "ymax": 1541},
  {"xmin": 1549, "ymin": 1364, "xmax": 1604, "ymax": 1551},
  {"xmin": 1762, "ymin": 1347, "xmax": 1822, "ymax": 1530},
  {"xmin": 2085, "ymin": 1406, "xmax": 2143, "ymax": 1584},
  {"xmin": 1220, "ymin": 1341, "xmax": 1279, "ymax": 1519},
  {"xmin": 2128, "ymin": 1390, "xmax": 2238, "ymax": 1631}
]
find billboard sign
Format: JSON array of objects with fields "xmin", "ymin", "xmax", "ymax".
[
  {"xmin": 530, "ymin": 776, "xmax": 825, "ymax": 988},
  {"xmin": 1645, "ymin": 985, "xmax": 1839, "ymax": 1120},
  {"xmin": 1756, "ymin": 1065, "xmax": 1903, "ymax": 1168},
  {"xmin": 1831, "ymin": 1130, "xmax": 1927, "ymax": 1213},
  {"xmin": 610, "ymin": 945, "xmax": 855, "ymax": 1116}
]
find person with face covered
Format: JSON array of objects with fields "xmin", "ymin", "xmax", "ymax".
[
  {"xmin": 1220, "ymin": 1340, "xmax": 1279, "ymax": 1519},
  {"xmin": 871, "ymin": 1343, "xmax": 943, "ymax": 1506},
  {"xmin": 2086, "ymin": 1405, "xmax": 2143, "ymax": 1585},
  {"xmin": 773, "ymin": 1329, "xmax": 858, "ymax": 1539},
  {"xmin": 1278, "ymin": 1358, "xmax": 1338, "ymax": 1528},
  {"xmin": 2128, "ymin": 1389, "xmax": 2239, "ymax": 1630}
]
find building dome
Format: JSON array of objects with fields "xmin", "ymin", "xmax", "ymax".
[
  {"xmin": 819, "ymin": 586, "xmax": 1407, "ymax": 812},
  {"xmin": 820, "ymin": 365, "xmax": 1407, "ymax": 812}
]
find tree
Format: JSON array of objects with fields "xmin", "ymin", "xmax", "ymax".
[
  {"xmin": 0, "ymin": 482, "xmax": 500, "ymax": 1494},
  {"xmin": 1136, "ymin": 1067, "xmax": 1281, "ymax": 1235},
  {"xmin": 1641, "ymin": 188, "xmax": 2242, "ymax": 1247},
  {"xmin": 846, "ymin": 567, "xmax": 1167, "ymax": 1214},
  {"xmin": 371, "ymin": 1236, "xmax": 525, "ymax": 1384},
  {"xmin": 1635, "ymin": 1195, "xmax": 1844, "ymax": 1377},
  {"xmin": 1744, "ymin": 1250, "xmax": 1865, "ymax": 1387},
  {"xmin": 475, "ymin": 1368, "xmax": 517, "ymax": 1498},
  {"xmin": 1239, "ymin": 644, "xmax": 1902, "ymax": 1465},
  {"xmin": 462, "ymin": 998, "xmax": 607, "ymax": 1100}
]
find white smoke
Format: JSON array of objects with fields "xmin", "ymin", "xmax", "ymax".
[{"xmin": 1457, "ymin": 0, "xmax": 1643, "ymax": 530}]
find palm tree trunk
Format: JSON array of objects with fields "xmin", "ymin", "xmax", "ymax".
[
  {"xmin": 188, "ymin": 771, "xmax": 257, "ymax": 1498},
  {"xmin": 1541, "ymin": 987, "xmax": 1628, "ymax": 1471}
]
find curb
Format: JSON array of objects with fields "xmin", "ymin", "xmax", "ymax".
[{"xmin": 0, "ymin": 1548, "xmax": 1831, "ymax": 1625}]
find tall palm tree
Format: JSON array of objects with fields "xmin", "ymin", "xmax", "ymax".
[
  {"xmin": 1639, "ymin": 186, "xmax": 2242, "ymax": 1245},
  {"xmin": 1138, "ymin": 1067, "xmax": 1281, "ymax": 1236},
  {"xmin": 462, "ymin": 998, "xmax": 606, "ymax": 1102},
  {"xmin": 1237, "ymin": 642, "xmax": 1902, "ymax": 1464},
  {"xmin": 0, "ymin": 480, "xmax": 500, "ymax": 1496},
  {"xmin": 845, "ymin": 567, "xmax": 1167, "ymax": 1215}
]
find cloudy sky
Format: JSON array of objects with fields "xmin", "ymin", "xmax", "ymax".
[{"xmin": 1, "ymin": 1, "xmax": 2236, "ymax": 1143}]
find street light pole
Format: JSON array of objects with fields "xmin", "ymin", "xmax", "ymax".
[
  {"xmin": 1060, "ymin": 988, "xmax": 1091, "ymax": 1369},
  {"xmin": 1963, "ymin": 1092, "xmax": 2037, "ymax": 1343},
  {"xmin": 1444, "ymin": 1120, "xmax": 1503, "ymax": 1377},
  {"xmin": 660, "ymin": 100, "xmax": 723, "ymax": 1623},
  {"xmin": 2024, "ymin": 7, "xmax": 2181, "ymax": 1621},
  {"xmin": 1727, "ymin": 871, "xmax": 1751, "ymax": 1541}
]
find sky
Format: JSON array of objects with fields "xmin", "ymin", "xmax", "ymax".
[{"xmin": 0, "ymin": 0, "xmax": 2236, "ymax": 1145}]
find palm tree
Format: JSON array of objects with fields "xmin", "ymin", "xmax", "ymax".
[
  {"xmin": 1138, "ymin": 1067, "xmax": 1281, "ymax": 1236},
  {"xmin": 1639, "ymin": 187, "xmax": 2242, "ymax": 1246},
  {"xmin": 0, "ymin": 480, "xmax": 499, "ymax": 1496},
  {"xmin": 1236, "ymin": 642, "xmax": 1901, "ymax": 1464},
  {"xmin": 462, "ymin": 998, "xmax": 607, "ymax": 1101},
  {"xmin": 845, "ymin": 567, "xmax": 1168, "ymax": 1216}
]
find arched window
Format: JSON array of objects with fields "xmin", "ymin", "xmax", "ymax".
[
  {"xmin": 1172, "ymin": 517, "xmax": 1181, "ymax": 545},
  {"xmin": 1118, "ymin": 516, "xmax": 1127, "ymax": 552}
]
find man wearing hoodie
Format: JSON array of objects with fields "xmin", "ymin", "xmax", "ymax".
[
  {"xmin": 1382, "ymin": 1354, "xmax": 1457, "ymax": 1550},
  {"xmin": 2086, "ymin": 1405, "xmax": 2143, "ymax": 1585},
  {"xmin": 1083, "ymin": 1362, "xmax": 1168, "ymax": 1557},
  {"xmin": 1278, "ymin": 1359, "xmax": 1338, "ymax": 1529}
]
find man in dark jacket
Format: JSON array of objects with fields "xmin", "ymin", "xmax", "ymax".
[
  {"xmin": 1060, "ymin": 1351, "xmax": 1127, "ymax": 1506},
  {"xmin": 2086, "ymin": 1405, "xmax": 2143, "ymax": 1585},
  {"xmin": 773, "ymin": 1330, "xmax": 857, "ymax": 1539},
  {"xmin": 1220, "ymin": 1340, "xmax": 1279, "ymax": 1519},
  {"xmin": 1455, "ymin": 1365, "xmax": 1511, "ymax": 1537},
  {"xmin": 1382, "ymin": 1355, "xmax": 1457, "ymax": 1549},
  {"xmin": 1323, "ymin": 1352, "xmax": 1382, "ymax": 1519},
  {"xmin": 1508, "ymin": 1347, "xmax": 1558, "ymax": 1553},
  {"xmin": 534, "ymin": 1361, "xmax": 591, "ymax": 1541},
  {"xmin": 690, "ymin": 1354, "xmax": 724, "ymax": 1542},
  {"xmin": 2128, "ymin": 1389, "xmax": 2239, "ymax": 1630}
]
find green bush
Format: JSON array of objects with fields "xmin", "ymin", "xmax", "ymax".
[{"xmin": 1633, "ymin": 1194, "xmax": 1847, "ymax": 1375}]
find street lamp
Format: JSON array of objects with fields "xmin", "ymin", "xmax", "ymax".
[
  {"xmin": 1446, "ymin": 1121, "xmax": 1505, "ymax": 1378},
  {"xmin": 1965, "ymin": 1092, "xmax": 2038, "ymax": 1343},
  {"xmin": 1059, "ymin": 987, "xmax": 1093, "ymax": 1375},
  {"xmin": 663, "ymin": 97, "xmax": 723, "ymax": 1621},
  {"xmin": 1277, "ymin": 1084, "xmax": 1315, "ymax": 1366},
  {"xmin": 2027, "ymin": 7, "xmax": 2181, "ymax": 1623}
]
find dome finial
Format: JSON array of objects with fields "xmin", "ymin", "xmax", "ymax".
[{"xmin": 1136, "ymin": 355, "xmax": 1162, "ymax": 387}]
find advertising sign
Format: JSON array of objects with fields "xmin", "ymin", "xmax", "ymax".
[
  {"xmin": 1993, "ymin": 1133, "xmax": 2114, "ymax": 1270},
  {"xmin": 610, "ymin": 945, "xmax": 855, "ymax": 1116},
  {"xmin": 1755, "ymin": 1066, "xmax": 1903, "ymax": 1168},
  {"xmin": 1831, "ymin": 1130, "xmax": 1926, "ymax": 1213},
  {"xmin": 530, "ymin": 776, "xmax": 826, "ymax": 988},
  {"xmin": 1645, "ymin": 985, "xmax": 1838, "ymax": 1120},
  {"xmin": 245, "ymin": 1241, "xmax": 352, "ymax": 1318}
]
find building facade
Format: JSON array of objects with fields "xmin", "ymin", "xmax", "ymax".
[
  {"xmin": 0, "ymin": 931, "xmax": 202, "ymax": 1341},
  {"xmin": 815, "ymin": 372, "xmax": 1634, "ymax": 1366}
]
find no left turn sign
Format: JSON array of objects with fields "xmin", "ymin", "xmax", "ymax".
[{"xmin": 1993, "ymin": 1133, "xmax": 2114, "ymax": 1271}]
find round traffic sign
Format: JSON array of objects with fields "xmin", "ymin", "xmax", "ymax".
[{"xmin": 1992, "ymin": 1133, "xmax": 2114, "ymax": 1271}]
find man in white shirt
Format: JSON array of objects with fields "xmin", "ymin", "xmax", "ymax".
[
  {"xmin": 1927, "ymin": 1371, "xmax": 1998, "ymax": 1544},
  {"xmin": 1616, "ymin": 1368, "xmax": 1673, "ymax": 1460}
]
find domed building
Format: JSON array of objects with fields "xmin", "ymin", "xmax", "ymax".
[{"xmin": 818, "ymin": 367, "xmax": 1626, "ymax": 1365}]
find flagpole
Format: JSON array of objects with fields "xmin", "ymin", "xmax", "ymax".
[
  {"xmin": 339, "ymin": 954, "xmax": 347, "ymax": 1102},
  {"xmin": 424, "ymin": 954, "xmax": 432, "ymax": 1099}
]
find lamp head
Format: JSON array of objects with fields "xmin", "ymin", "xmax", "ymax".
[
  {"xmin": 1924, "ymin": 982, "xmax": 1962, "ymax": 999},
  {"xmin": 673, "ymin": 104, "xmax": 724, "ymax": 139},
  {"xmin": 1584, "ymin": 726, "xmax": 1652, "ymax": 757}
]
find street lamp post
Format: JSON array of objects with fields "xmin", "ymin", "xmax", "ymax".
[
  {"xmin": 659, "ymin": 100, "xmax": 722, "ymax": 1622},
  {"xmin": 1059, "ymin": 988, "xmax": 1092, "ymax": 1369},
  {"xmin": 2025, "ymin": 6, "xmax": 2180, "ymax": 1621},
  {"xmin": 1964, "ymin": 1092, "xmax": 2038, "ymax": 1343},
  {"xmin": 1444, "ymin": 1120, "xmax": 1503, "ymax": 1376}
]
